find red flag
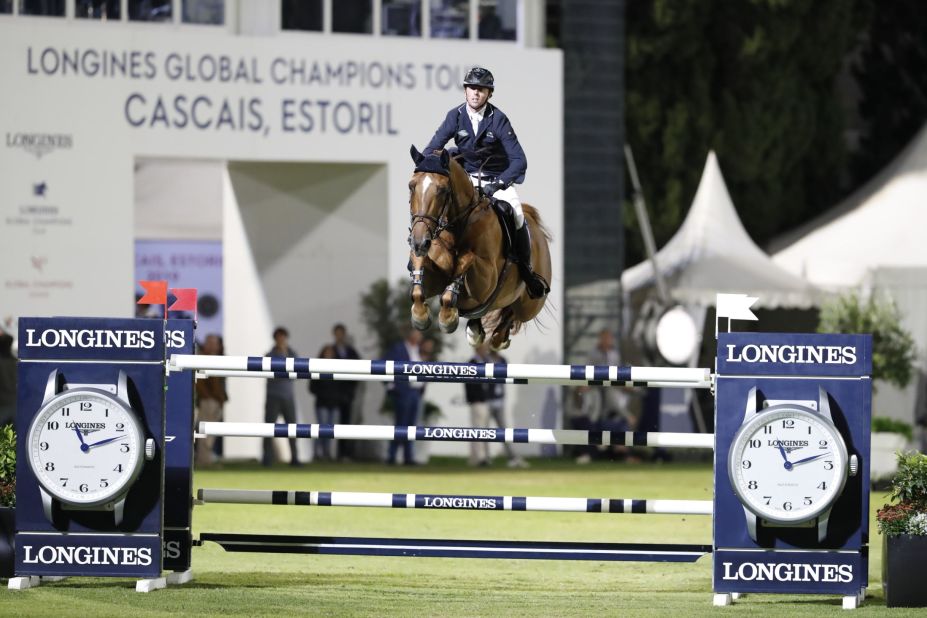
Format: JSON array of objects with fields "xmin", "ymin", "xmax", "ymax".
[
  {"xmin": 137, "ymin": 280, "xmax": 168, "ymax": 305},
  {"xmin": 169, "ymin": 288, "xmax": 198, "ymax": 317}
]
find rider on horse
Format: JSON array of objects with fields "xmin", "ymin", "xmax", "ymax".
[{"xmin": 423, "ymin": 66, "xmax": 549, "ymax": 299}]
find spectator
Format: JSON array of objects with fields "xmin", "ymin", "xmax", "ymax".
[
  {"xmin": 589, "ymin": 329, "xmax": 637, "ymax": 433},
  {"xmin": 384, "ymin": 326, "xmax": 424, "ymax": 465},
  {"xmin": 0, "ymin": 334, "xmax": 16, "ymax": 427},
  {"xmin": 261, "ymin": 327, "xmax": 300, "ymax": 466},
  {"xmin": 194, "ymin": 334, "xmax": 227, "ymax": 467},
  {"xmin": 327, "ymin": 323, "xmax": 360, "ymax": 461},
  {"xmin": 487, "ymin": 348, "xmax": 528, "ymax": 468},
  {"xmin": 309, "ymin": 345, "xmax": 340, "ymax": 461},
  {"xmin": 464, "ymin": 344, "xmax": 492, "ymax": 466}
]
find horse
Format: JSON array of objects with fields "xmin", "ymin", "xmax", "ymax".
[{"xmin": 407, "ymin": 146, "xmax": 551, "ymax": 350}]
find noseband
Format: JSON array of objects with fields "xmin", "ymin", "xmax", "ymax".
[{"xmin": 408, "ymin": 177, "xmax": 481, "ymax": 246}]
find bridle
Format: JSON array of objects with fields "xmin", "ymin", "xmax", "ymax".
[{"xmin": 408, "ymin": 175, "xmax": 482, "ymax": 246}]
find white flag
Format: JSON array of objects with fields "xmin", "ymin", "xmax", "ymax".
[{"xmin": 716, "ymin": 293, "xmax": 758, "ymax": 321}]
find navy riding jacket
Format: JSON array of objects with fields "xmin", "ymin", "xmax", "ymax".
[{"xmin": 424, "ymin": 103, "xmax": 527, "ymax": 186}]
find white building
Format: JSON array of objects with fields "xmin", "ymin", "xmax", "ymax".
[{"xmin": 0, "ymin": 1, "xmax": 564, "ymax": 460}]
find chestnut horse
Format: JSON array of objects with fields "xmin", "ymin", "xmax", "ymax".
[{"xmin": 407, "ymin": 147, "xmax": 551, "ymax": 350}]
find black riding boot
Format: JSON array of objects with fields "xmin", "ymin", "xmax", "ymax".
[{"xmin": 514, "ymin": 224, "xmax": 549, "ymax": 299}]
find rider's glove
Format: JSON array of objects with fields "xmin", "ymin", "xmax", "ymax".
[{"xmin": 483, "ymin": 180, "xmax": 506, "ymax": 197}]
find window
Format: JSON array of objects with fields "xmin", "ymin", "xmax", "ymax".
[
  {"xmin": 478, "ymin": 0, "xmax": 516, "ymax": 41},
  {"xmin": 282, "ymin": 0, "xmax": 321, "ymax": 31},
  {"xmin": 129, "ymin": 0, "xmax": 172, "ymax": 22},
  {"xmin": 430, "ymin": 0, "xmax": 467, "ymax": 39},
  {"xmin": 19, "ymin": 0, "xmax": 65, "ymax": 16},
  {"xmin": 381, "ymin": 0, "xmax": 420, "ymax": 36},
  {"xmin": 333, "ymin": 0, "xmax": 371, "ymax": 34},
  {"xmin": 183, "ymin": 0, "xmax": 223, "ymax": 24},
  {"xmin": 75, "ymin": 0, "xmax": 119, "ymax": 19}
]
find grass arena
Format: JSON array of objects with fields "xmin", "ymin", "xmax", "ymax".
[{"xmin": 0, "ymin": 459, "xmax": 903, "ymax": 616}]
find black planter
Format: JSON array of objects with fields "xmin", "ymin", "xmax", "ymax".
[
  {"xmin": 0, "ymin": 506, "xmax": 13, "ymax": 579},
  {"xmin": 883, "ymin": 534, "xmax": 927, "ymax": 607}
]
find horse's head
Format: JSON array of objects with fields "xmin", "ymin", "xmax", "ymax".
[{"xmin": 408, "ymin": 146, "xmax": 459, "ymax": 257}]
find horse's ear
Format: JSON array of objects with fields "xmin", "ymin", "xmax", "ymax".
[
  {"xmin": 440, "ymin": 149, "xmax": 450, "ymax": 170},
  {"xmin": 410, "ymin": 145, "xmax": 425, "ymax": 165}
]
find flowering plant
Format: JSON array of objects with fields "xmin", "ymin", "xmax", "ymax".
[{"xmin": 876, "ymin": 451, "xmax": 927, "ymax": 537}]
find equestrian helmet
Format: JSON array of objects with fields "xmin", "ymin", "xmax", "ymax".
[{"xmin": 463, "ymin": 66, "xmax": 494, "ymax": 90}]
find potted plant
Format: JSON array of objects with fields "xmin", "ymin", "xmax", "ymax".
[
  {"xmin": 877, "ymin": 451, "xmax": 927, "ymax": 607},
  {"xmin": 817, "ymin": 292, "xmax": 917, "ymax": 484},
  {"xmin": 0, "ymin": 424, "xmax": 15, "ymax": 578}
]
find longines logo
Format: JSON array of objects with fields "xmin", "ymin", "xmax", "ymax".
[
  {"xmin": 22, "ymin": 545, "xmax": 152, "ymax": 566},
  {"xmin": 422, "ymin": 496, "xmax": 499, "ymax": 509},
  {"xmin": 25, "ymin": 328, "xmax": 157, "ymax": 349},
  {"xmin": 721, "ymin": 561, "xmax": 852, "ymax": 583},
  {"xmin": 400, "ymin": 363, "xmax": 479, "ymax": 377},
  {"xmin": 726, "ymin": 344, "xmax": 857, "ymax": 365},
  {"xmin": 422, "ymin": 427, "xmax": 498, "ymax": 441},
  {"xmin": 5, "ymin": 132, "xmax": 73, "ymax": 159}
]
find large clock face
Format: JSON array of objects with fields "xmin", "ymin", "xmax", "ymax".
[
  {"xmin": 28, "ymin": 389, "xmax": 145, "ymax": 507},
  {"xmin": 729, "ymin": 405, "xmax": 849, "ymax": 524}
]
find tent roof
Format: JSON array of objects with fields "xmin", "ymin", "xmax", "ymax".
[
  {"xmin": 771, "ymin": 124, "xmax": 927, "ymax": 288},
  {"xmin": 618, "ymin": 151, "xmax": 820, "ymax": 309}
]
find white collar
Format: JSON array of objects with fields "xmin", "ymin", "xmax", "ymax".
[{"xmin": 467, "ymin": 104, "xmax": 487, "ymax": 118}]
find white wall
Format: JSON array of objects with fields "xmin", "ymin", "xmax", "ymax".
[{"xmin": 0, "ymin": 20, "xmax": 564, "ymax": 458}]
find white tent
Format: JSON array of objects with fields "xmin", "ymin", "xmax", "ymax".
[
  {"xmin": 771, "ymin": 126, "xmax": 927, "ymax": 448},
  {"xmin": 771, "ymin": 124, "xmax": 927, "ymax": 287},
  {"xmin": 620, "ymin": 151, "xmax": 819, "ymax": 309}
]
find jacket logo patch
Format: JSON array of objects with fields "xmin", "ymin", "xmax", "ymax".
[
  {"xmin": 457, "ymin": 130, "xmax": 469, "ymax": 138},
  {"xmin": 486, "ymin": 131, "xmax": 495, "ymax": 139}
]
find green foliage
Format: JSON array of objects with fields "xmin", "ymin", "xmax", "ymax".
[
  {"xmin": 625, "ymin": 0, "xmax": 868, "ymax": 265},
  {"xmin": 817, "ymin": 292, "xmax": 916, "ymax": 390},
  {"xmin": 877, "ymin": 451, "xmax": 927, "ymax": 537},
  {"xmin": 359, "ymin": 278, "xmax": 447, "ymax": 358},
  {"xmin": 851, "ymin": 0, "xmax": 927, "ymax": 188},
  {"xmin": 0, "ymin": 424, "xmax": 15, "ymax": 508},
  {"xmin": 871, "ymin": 417, "xmax": 913, "ymax": 441}
]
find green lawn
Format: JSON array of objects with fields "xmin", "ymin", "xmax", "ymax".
[{"xmin": 0, "ymin": 459, "xmax": 918, "ymax": 616}]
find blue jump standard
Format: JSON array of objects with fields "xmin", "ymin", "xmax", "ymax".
[{"xmin": 197, "ymin": 533, "xmax": 712, "ymax": 562}]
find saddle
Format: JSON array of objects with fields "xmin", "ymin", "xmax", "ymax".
[{"xmin": 488, "ymin": 198, "xmax": 517, "ymax": 260}]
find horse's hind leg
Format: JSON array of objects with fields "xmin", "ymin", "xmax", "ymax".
[
  {"xmin": 489, "ymin": 307, "xmax": 516, "ymax": 351},
  {"xmin": 466, "ymin": 319, "xmax": 485, "ymax": 347}
]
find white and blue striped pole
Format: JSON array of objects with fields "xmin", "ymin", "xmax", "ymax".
[
  {"xmin": 197, "ymin": 489, "xmax": 713, "ymax": 516},
  {"xmin": 170, "ymin": 354, "xmax": 712, "ymax": 389},
  {"xmin": 194, "ymin": 369, "xmax": 711, "ymax": 389},
  {"xmin": 199, "ymin": 422, "xmax": 715, "ymax": 449}
]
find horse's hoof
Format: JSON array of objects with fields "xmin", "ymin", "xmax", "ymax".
[
  {"xmin": 412, "ymin": 317, "xmax": 432, "ymax": 331},
  {"xmin": 491, "ymin": 339, "xmax": 511, "ymax": 352},
  {"xmin": 440, "ymin": 316, "xmax": 459, "ymax": 334},
  {"xmin": 466, "ymin": 327, "xmax": 485, "ymax": 347}
]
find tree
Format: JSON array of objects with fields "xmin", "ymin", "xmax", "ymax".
[
  {"xmin": 850, "ymin": 0, "xmax": 927, "ymax": 187},
  {"xmin": 817, "ymin": 292, "xmax": 916, "ymax": 391},
  {"xmin": 625, "ymin": 0, "xmax": 867, "ymax": 266}
]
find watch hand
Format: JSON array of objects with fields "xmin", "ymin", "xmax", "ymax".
[
  {"xmin": 792, "ymin": 452, "xmax": 831, "ymax": 466},
  {"xmin": 74, "ymin": 427, "xmax": 87, "ymax": 446},
  {"xmin": 777, "ymin": 442, "xmax": 790, "ymax": 464},
  {"xmin": 85, "ymin": 436, "xmax": 122, "ymax": 449}
]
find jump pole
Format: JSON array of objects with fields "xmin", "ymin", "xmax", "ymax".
[
  {"xmin": 199, "ymin": 422, "xmax": 715, "ymax": 449},
  {"xmin": 195, "ymin": 369, "xmax": 712, "ymax": 389},
  {"xmin": 197, "ymin": 489, "xmax": 714, "ymax": 516},
  {"xmin": 170, "ymin": 354, "xmax": 712, "ymax": 388}
]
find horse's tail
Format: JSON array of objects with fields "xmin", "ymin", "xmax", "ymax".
[{"xmin": 521, "ymin": 203, "xmax": 552, "ymax": 241}]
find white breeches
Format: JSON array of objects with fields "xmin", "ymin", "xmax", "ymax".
[{"xmin": 469, "ymin": 175, "xmax": 524, "ymax": 228}]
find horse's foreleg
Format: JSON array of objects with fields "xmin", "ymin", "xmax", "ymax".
[
  {"xmin": 408, "ymin": 253, "xmax": 432, "ymax": 331},
  {"xmin": 439, "ymin": 251, "xmax": 477, "ymax": 334}
]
